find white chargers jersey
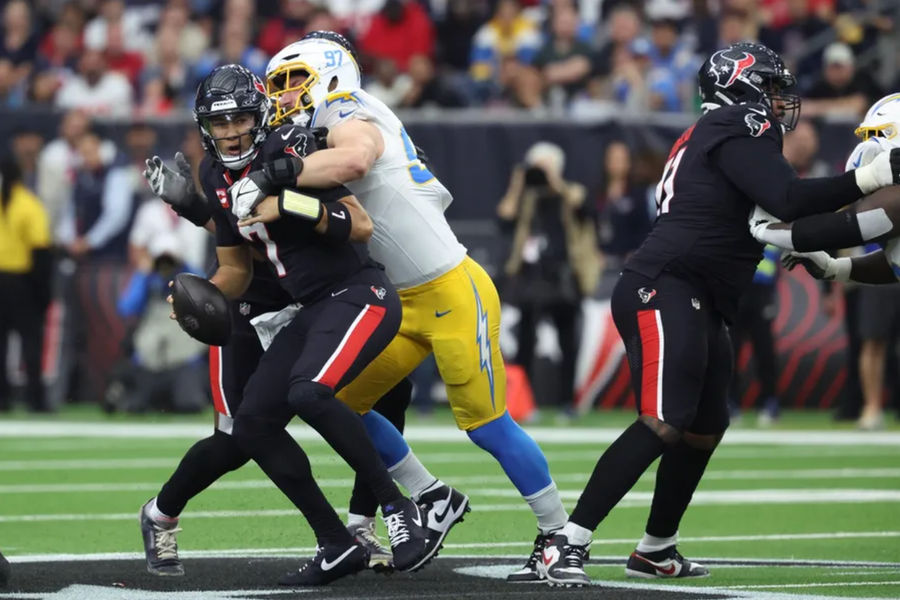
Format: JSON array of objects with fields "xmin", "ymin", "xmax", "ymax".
[
  {"xmin": 845, "ymin": 137, "xmax": 900, "ymax": 280},
  {"xmin": 310, "ymin": 89, "xmax": 467, "ymax": 290}
]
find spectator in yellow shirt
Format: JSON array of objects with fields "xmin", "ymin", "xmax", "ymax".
[{"xmin": 0, "ymin": 159, "xmax": 52, "ymax": 412}]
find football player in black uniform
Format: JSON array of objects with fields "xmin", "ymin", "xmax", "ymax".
[
  {"xmin": 139, "ymin": 152, "xmax": 410, "ymax": 576},
  {"xmin": 538, "ymin": 42, "xmax": 900, "ymax": 586},
  {"xmin": 145, "ymin": 64, "xmax": 432, "ymax": 585}
]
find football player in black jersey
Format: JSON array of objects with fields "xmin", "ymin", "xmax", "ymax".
[
  {"xmin": 138, "ymin": 150, "xmax": 411, "ymax": 577},
  {"xmin": 144, "ymin": 64, "xmax": 433, "ymax": 585},
  {"xmin": 539, "ymin": 42, "xmax": 900, "ymax": 586}
]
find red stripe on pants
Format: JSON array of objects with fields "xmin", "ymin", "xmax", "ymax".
[
  {"xmin": 209, "ymin": 345, "xmax": 229, "ymax": 416},
  {"xmin": 314, "ymin": 304, "xmax": 386, "ymax": 389},
  {"xmin": 636, "ymin": 310, "xmax": 661, "ymax": 419}
]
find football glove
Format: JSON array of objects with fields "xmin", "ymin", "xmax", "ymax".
[
  {"xmin": 229, "ymin": 157, "xmax": 304, "ymax": 220},
  {"xmin": 854, "ymin": 147, "xmax": 900, "ymax": 194},
  {"xmin": 782, "ymin": 251, "xmax": 851, "ymax": 281},
  {"xmin": 143, "ymin": 153, "xmax": 210, "ymax": 227}
]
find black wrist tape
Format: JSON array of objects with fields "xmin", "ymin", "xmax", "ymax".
[
  {"xmin": 278, "ymin": 188, "xmax": 324, "ymax": 222},
  {"xmin": 264, "ymin": 156, "xmax": 304, "ymax": 188},
  {"xmin": 178, "ymin": 192, "xmax": 212, "ymax": 227},
  {"xmin": 321, "ymin": 204, "xmax": 353, "ymax": 243}
]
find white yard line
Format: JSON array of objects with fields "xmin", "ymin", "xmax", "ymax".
[
  {"xmin": 2, "ymin": 421, "xmax": 899, "ymax": 445},
  {"xmin": 1, "ymin": 468, "xmax": 896, "ymax": 494}
]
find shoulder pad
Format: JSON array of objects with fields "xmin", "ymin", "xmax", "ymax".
[
  {"xmin": 311, "ymin": 91, "xmax": 368, "ymax": 129},
  {"xmin": 845, "ymin": 137, "xmax": 891, "ymax": 172},
  {"xmin": 262, "ymin": 125, "xmax": 318, "ymax": 160},
  {"xmin": 697, "ymin": 103, "xmax": 780, "ymax": 152}
]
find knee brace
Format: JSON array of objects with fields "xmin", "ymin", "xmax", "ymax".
[{"xmin": 287, "ymin": 380, "xmax": 336, "ymax": 423}]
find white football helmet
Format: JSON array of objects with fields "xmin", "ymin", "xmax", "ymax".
[
  {"xmin": 855, "ymin": 93, "xmax": 900, "ymax": 145},
  {"xmin": 265, "ymin": 36, "xmax": 361, "ymax": 127}
]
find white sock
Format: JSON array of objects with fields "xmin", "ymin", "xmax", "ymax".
[
  {"xmin": 560, "ymin": 521, "xmax": 593, "ymax": 546},
  {"xmin": 147, "ymin": 497, "xmax": 178, "ymax": 525},
  {"xmin": 636, "ymin": 532, "xmax": 678, "ymax": 553},
  {"xmin": 387, "ymin": 450, "xmax": 437, "ymax": 500},
  {"xmin": 346, "ymin": 513, "xmax": 374, "ymax": 529},
  {"xmin": 524, "ymin": 482, "xmax": 568, "ymax": 535}
]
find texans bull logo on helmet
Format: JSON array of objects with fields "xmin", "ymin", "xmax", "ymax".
[{"xmin": 709, "ymin": 49, "xmax": 757, "ymax": 89}]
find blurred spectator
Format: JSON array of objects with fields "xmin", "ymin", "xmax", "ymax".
[
  {"xmin": 802, "ymin": 42, "xmax": 882, "ymax": 118},
  {"xmin": 497, "ymin": 141, "xmax": 600, "ymax": 407},
  {"xmin": 729, "ymin": 244, "xmax": 782, "ymax": 426},
  {"xmin": 470, "ymin": 0, "xmax": 541, "ymax": 100},
  {"xmin": 0, "ymin": 58, "xmax": 25, "ymax": 107},
  {"xmin": 645, "ymin": 16, "xmax": 699, "ymax": 109},
  {"xmin": 55, "ymin": 49, "xmax": 134, "ymax": 117},
  {"xmin": 435, "ymin": 0, "xmax": 487, "ymax": 72},
  {"xmin": 590, "ymin": 3, "xmax": 643, "ymax": 94},
  {"xmin": 11, "ymin": 126, "xmax": 44, "ymax": 192},
  {"xmin": 594, "ymin": 140, "xmax": 652, "ymax": 265},
  {"xmin": 364, "ymin": 57, "xmax": 413, "ymax": 108},
  {"xmin": 256, "ymin": 0, "xmax": 316, "ymax": 58},
  {"xmin": 1, "ymin": 1, "xmax": 39, "ymax": 72},
  {"xmin": 113, "ymin": 233, "xmax": 206, "ymax": 413},
  {"xmin": 534, "ymin": 2, "xmax": 593, "ymax": 108},
  {"xmin": 84, "ymin": 0, "xmax": 151, "ymax": 53},
  {"xmin": 359, "ymin": 0, "xmax": 434, "ymax": 73},
  {"xmin": 139, "ymin": 26, "xmax": 192, "ymax": 115},
  {"xmin": 782, "ymin": 119, "xmax": 831, "ymax": 177},
  {"xmin": 611, "ymin": 38, "xmax": 682, "ymax": 112},
  {"xmin": 155, "ymin": 2, "xmax": 209, "ymax": 65},
  {"xmin": 0, "ymin": 159, "xmax": 52, "ymax": 412},
  {"xmin": 59, "ymin": 131, "xmax": 135, "ymax": 261},
  {"xmin": 104, "ymin": 21, "xmax": 145, "ymax": 87},
  {"xmin": 194, "ymin": 18, "xmax": 268, "ymax": 81},
  {"xmin": 399, "ymin": 54, "xmax": 468, "ymax": 108},
  {"xmin": 37, "ymin": 110, "xmax": 116, "ymax": 241}
]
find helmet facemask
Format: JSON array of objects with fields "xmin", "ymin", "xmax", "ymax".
[
  {"xmin": 267, "ymin": 63, "xmax": 318, "ymax": 127},
  {"xmin": 758, "ymin": 72, "xmax": 801, "ymax": 131}
]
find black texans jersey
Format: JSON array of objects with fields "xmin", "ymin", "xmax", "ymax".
[
  {"xmin": 201, "ymin": 124, "xmax": 370, "ymax": 304},
  {"xmin": 240, "ymin": 258, "xmax": 294, "ymax": 315},
  {"xmin": 625, "ymin": 103, "xmax": 782, "ymax": 322}
]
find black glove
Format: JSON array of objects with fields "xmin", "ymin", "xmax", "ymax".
[
  {"xmin": 143, "ymin": 153, "xmax": 210, "ymax": 227},
  {"xmin": 229, "ymin": 156, "xmax": 304, "ymax": 220}
]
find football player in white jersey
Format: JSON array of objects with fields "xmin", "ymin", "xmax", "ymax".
[{"xmin": 229, "ymin": 31, "xmax": 570, "ymax": 581}]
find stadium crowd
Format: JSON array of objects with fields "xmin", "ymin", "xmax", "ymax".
[{"xmin": 1, "ymin": 0, "xmax": 899, "ymax": 427}]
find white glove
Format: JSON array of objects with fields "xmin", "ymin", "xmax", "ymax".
[
  {"xmin": 229, "ymin": 175, "xmax": 267, "ymax": 220},
  {"xmin": 748, "ymin": 204, "xmax": 796, "ymax": 248},
  {"xmin": 748, "ymin": 205, "xmax": 780, "ymax": 239},
  {"xmin": 854, "ymin": 147, "xmax": 900, "ymax": 194},
  {"xmin": 782, "ymin": 251, "xmax": 851, "ymax": 281}
]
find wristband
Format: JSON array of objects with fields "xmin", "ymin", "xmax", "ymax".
[
  {"xmin": 321, "ymin": 204, "xmax": 353, "ymax": 243},
  {"xmin": 278, "ymin": 189, "xmax": 324, "ymax": 222},
  {"xmin": 178, "ymin": 192, "xmax": 213, "ymax": 227}
]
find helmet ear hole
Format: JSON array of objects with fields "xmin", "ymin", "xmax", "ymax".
[{"xmin": 328, "ymin": 76, "xmax": 338, "ymax": 92}]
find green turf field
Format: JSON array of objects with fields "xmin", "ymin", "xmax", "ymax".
[{"xmin": 1, "ymin": 407, "xmax": 899, "ymax": 598}]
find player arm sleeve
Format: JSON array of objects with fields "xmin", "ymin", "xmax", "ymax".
[{"xmin": 711, "ymin": 136, "xmax": 863, "ymax": 222}]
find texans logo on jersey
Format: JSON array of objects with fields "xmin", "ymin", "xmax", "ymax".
[
  {"xmin": 744, "ymin": 110, "xmax": 771, "ymax": 137},
  {"xmin": 709, "ymin": 49, "xmax": 756, "ymax": 89}
]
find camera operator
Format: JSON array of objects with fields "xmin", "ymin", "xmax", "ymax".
[{"xmin": 498, "ymin": 141, "xmax": 601, "ymax": 407}]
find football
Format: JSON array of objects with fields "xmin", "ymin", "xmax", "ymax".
[{"xmin": 171, "ymin": 273, "xmax": 232, "ymax": 346}]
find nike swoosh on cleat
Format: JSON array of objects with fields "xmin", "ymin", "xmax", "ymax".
[
  {"xmin": 411, "ymin": 506, "xmax": 423, "ymax": 528},
  {"xmin": 321, "ymin": 546, "xmax": 357, "ymax": 571},
  {"xmin": 426, "ymin": 490, "xmax": 457, "ymax": 531},
  {"xmin": 633, "ymin": 553, "xmax": 678, "ymax": 575}
]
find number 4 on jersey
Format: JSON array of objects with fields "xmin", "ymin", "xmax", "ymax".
[{"xmin": 399, "ymin": 127, "xmax": 434, "ymax": 185}]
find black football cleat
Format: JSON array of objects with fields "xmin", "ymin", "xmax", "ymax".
[
  {"xmin": 279, "ymin": 542, "xmax": 369, "ymax": 586},
  {"xmin": 537, "ymin": 534, "xmax": 591, "ymax": 587},
  {"xmin": 381, "ymin": 497, "xmax": 429, "ymax": 572},
  {"xmin": 139, "ymin": 499, "xmax": 184, "ymax": 576},
  {"xmin": 415, "ymin": 480, "xmax": 470, "ymax": 570},
  {"xmin": 0, "ymin": 549, "xmax": 10, "ymax": 586},
  {"xmin": 507, "ymin": 531, "xmax": 551, "ymax": 582},
  {"xmin": 347, "ymin": 521, "xmax": 393, "ymax": 572},
  {"xmin": 625, "ymin": 545, "xmax": 710, "ymax": 578}
]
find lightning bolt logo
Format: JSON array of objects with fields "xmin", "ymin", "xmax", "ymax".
[{"xmin": 467, "ymin": 271, "xmax": 495, "ymax": 408}]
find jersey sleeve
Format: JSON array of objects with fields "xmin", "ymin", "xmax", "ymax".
[
  {"xmin": 309, "ymin": 91, "xmax": 375, "ymax": 130},
  {"xmin": 698, "ymin": 103, "xmax": 782, "ymax": 155},
  {"xmin": 263, "ymin": 124, "xmax": 320, "ymax": 160},
  {"xmin": 845, "ymin": 138, "xmax": 890, "ymax": 172},
  {"xmin": 199, "ymin": 157, "xmax": 242, "ymax": 247}
]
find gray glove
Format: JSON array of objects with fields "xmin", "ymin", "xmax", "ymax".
[
  {"xmin": 143, "ymin": 152, "xmax": 196, "ymax": 210},
  {"xmin": 782, "ymin": 251, "xmax": 850, "ymax": 281}
]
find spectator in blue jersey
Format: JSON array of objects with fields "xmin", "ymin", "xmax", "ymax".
[
  {"xmin": 114, "ymin": 234, "xmax": 206, "ymax": 413},
  {"xmin": 470, "ymin": 0, "xmax": 541, "ymax": 103},
  {"xmin": 728, "ymin": 244, "xmax": 782, "ymax": 426}
]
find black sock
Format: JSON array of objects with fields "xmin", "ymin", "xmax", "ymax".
[
  {"xmin": 570, "ymin": 420, "xmax": 667, "ymax": 532},
  {"xmin": 232, "ymin": 415, "xmax": 352, "ymax": 545},
  {"xmin": 793, "ymin": 211, "xmax": 865, "ymax": 251},
  {"xmin": 156, "ymin": 430, "xmax": 249, "ymax": 517},
  {"xmin": 289, "ymin": 382, "xmax": 403, "ymax": 507},
  {"xmin": 645, "ymin": 440, "xmax": 715, "ymax": 538},
  {"xmin": 348, "ymin": 378, "xmax": 412, "ymax": 518}
]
